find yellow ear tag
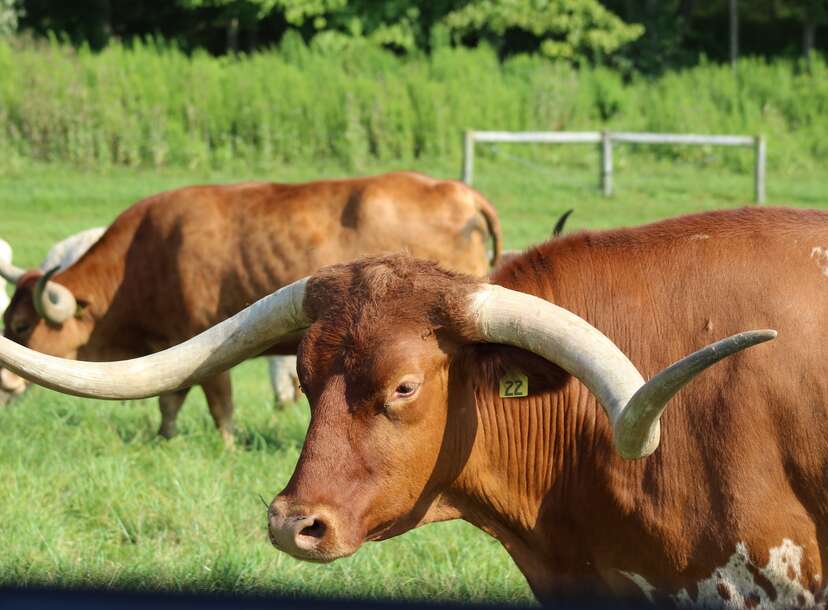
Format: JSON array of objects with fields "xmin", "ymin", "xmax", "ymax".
[{"xmin": 499, "ymin": 370, "xmax": 529, "ymax": 398}]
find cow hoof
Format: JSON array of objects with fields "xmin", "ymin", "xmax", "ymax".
[{"xmin": 157, "ymin": 427, "xmax": 177, "ymax": 440}]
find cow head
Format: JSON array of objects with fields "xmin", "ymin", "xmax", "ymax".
[
  {"xmin": 0, "ymin": 254, "xmax": 775, "ymax": 561},
  {"xmin": 268, "ymin": 257, "xmax": 480, "ymax": 561},
  {"xmin": 2, "ymin": 269, "xmax": 92, "ymax": 361}
]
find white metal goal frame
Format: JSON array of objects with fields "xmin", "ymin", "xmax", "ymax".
[{"xmin": 461, "ymin": 130, "xmax": 767, "ymax": 204}]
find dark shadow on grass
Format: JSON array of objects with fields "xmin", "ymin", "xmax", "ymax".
[{"xmin": 0, "ymin": 583, "xmax": 674, "ymax": 610}]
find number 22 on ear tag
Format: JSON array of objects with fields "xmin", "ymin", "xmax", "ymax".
[{"xmin": 499, "ymin": 370, "xmax": 529, "ymax": 398}]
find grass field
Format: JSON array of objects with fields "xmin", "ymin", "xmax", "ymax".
[{"xmin": 0, "ymin": 156, "xmax": 826, "ymax": 603}]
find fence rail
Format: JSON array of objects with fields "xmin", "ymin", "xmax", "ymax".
[{"xmin": 461, "ymin": 130, "xmax": 767, "ymax": 204}]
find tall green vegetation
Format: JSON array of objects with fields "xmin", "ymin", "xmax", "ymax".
[{"xmin": 0, "ymin": 36, "xmax": 825, "ymax": 172}]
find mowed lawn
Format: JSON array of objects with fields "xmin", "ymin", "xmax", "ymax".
[{"xmin": 0, "ymin": 156, "xmax": 826, "ymax": 602}]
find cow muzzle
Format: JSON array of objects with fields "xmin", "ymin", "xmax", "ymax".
[{"xmin": 268, "ymin": 497, "xmax": 358, "ymax": 563}]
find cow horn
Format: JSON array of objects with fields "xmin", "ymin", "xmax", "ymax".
[
  {"xmin": 0, "ymin": 257, "xmax": 25, "ymax": 284},
  {"xmin": 552, "ymin": 209, "xmax": 573, "ymax": 238},
  {"xmin": 0, "ymin": 278, "xmax": 310, "ymax": 400},
  {"xmin": 33, "ymin": 267, "xmax": 78, "ymax": 324},
  {"xmin": 468, "ymin": 284, "xmax": 776, "ymax": 459}
]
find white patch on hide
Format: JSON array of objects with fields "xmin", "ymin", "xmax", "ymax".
[
  {"xmin": 672, "ymin": 539, "xmax": 815, "ymax": 609},
  {"xmin": 689, "ymin": 234, "xmax": 711, "ymax": 241},
  {"xmin": 810, "ymin": 247, "xmax": 828, "ymax": 277}
]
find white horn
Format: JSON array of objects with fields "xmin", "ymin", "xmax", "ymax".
[
  {"xmin": 34, "ymin": 268, "xmax": 78, "ymax": 324},
  {"xmin": 0, "ymin": 257, "xmax": 25, "ymax": 284},
  {"xmin": 468, "ymin": 284, "xmax": 776, "ymax": 459},
  {"xmin": 0, "ymin": 278, "xmax": 310, "ymax": 399}
]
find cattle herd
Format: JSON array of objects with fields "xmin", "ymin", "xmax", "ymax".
[{"xmin": 1, "ymin": 173, "xmax": 827, "ymax": 609}]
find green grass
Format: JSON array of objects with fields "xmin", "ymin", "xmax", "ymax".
[{"xmin": 0, "ymin": 157, "xmax": 826, "ymax": 602}]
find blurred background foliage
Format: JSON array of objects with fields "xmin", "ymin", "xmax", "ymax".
[{"xmin": 1, "ymin": 1, "xmax": 825, "ymax": 69}]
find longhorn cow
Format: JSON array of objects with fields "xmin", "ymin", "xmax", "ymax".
[{"xmin": 1, "ymin": 228, "xmax": 303, "ymax": 407}]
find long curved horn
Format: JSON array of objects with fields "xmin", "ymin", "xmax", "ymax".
[
  {"xmin": 468, "ymin": 284, "xmax": 776, "ymax": 459},
  {"xmin": 33, "ymin": 267, "xmax": 78, "ymax": 324},
  {"xmin": 0, "ymin": 257, "xmax": 24, "ymax": 284},
  {"xmin": 0, "ymin": 278, "xmax": 310, "ymax": 399}
]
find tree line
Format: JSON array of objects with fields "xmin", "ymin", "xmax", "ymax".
[{"xmin": 1, "ymin": 0, "xmax": 825, "ymax": 73}]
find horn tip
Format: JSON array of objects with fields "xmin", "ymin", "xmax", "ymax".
[{"xmin": 744, "ymin": 329, "xmax": 778, "ymax": 343}]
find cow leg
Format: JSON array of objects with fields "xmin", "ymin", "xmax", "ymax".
[
  {"xmin": 158, "ymin": 387, "xmax": 191, "ymax": 439},
  {"xmin": 268, "ymin": 355, "xmax": 300, "ymax": 407},
  {"xmin": 201, "ymin": 371, "xmax": 235, "ymax": 448}
]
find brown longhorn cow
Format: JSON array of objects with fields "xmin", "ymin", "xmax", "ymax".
[
  {"xmin": 4, "ymin": 206, "xmax": 824, "ymax": 607},
  {"xmin": 0, "ymin": 172, "xmax": 500, "ymax": 444}
]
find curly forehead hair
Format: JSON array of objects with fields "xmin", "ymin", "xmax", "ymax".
[{"xmin": 303, "ymin": 254, "xmax": 480, "ymax": 336}]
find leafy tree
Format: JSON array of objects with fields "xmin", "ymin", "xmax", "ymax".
[
  {"xmin": 269, "ymin": 0, "xmax": 643, "ymax": 61},
  {"xmin": 439, "ymin": 0, "xmax": 643, "ymax": 61},
  {"xmin": 270, "ymin": 0, "xmax": 448, "ymax": 52}
]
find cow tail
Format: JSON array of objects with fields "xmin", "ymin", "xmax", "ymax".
[{"xmin": 474, "ymin": 191, "xmax": 502, "ymax": 268}]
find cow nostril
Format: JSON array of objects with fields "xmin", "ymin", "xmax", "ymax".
[{"xmin": 298, "ymin": 517, "xmax": 327, "ymax": 540}]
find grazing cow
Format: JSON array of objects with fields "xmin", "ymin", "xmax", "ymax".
[
  {"xmin": 0, "ymin": 207, "xmax": 808, "ymax": 606},
  {"xmin": 0, "ymin": 172, "xmax": 500, "ymax": 444},
  {"xmin": 0, "ymin": 230, "xmax": 105, "ymax": 402},
  {"xmin": 2, "ymin": 228, "xmax": 302, "ymax": 407}
]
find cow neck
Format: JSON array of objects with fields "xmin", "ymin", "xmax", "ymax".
[
  {"xmin": 440, "ymin": 349, "xmax": 651, "ymax": 599},
  {"xmin": 445, "ymin": 349, "xmax": 591, "ymax": 538},
  {"xmin": 445, "ymin": 255, "xmax": 651, "ymax": 586}
]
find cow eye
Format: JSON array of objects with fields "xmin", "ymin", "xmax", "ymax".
[
  {"xmin": 394, "ymin": 381, "xmax": 420, "ymax": 398},
  {"xmin": 12, "ymin": 321, "xmax": 31, "ymax": 336}
]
